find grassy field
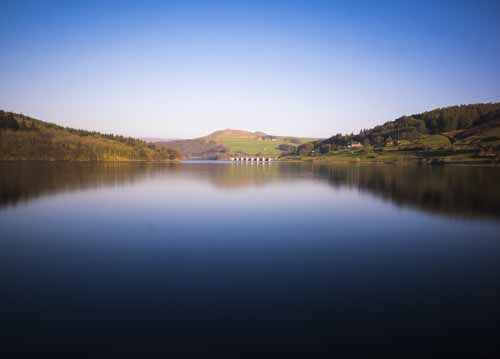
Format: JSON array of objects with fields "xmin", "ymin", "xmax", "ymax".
[
  {"xmin": 286, "ymin": 150, "xmax": 491, "ymax": 165},
  {"xmin": 284, "ymin": 133, "xmax": 499, "ymax": 165},
  {"xmin": 217, "ymin": 137, "xmax": 317, "ymax": 156},
  {"xmin": 416, "ymin": 134, "xmax": 451, "ymax": 148},
  {"xmin": 289, "ymin": 149, "xmax": 419, "ymax": 164}
]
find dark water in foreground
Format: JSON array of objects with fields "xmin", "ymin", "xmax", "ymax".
[{"xmin": 1, "ymin": 162, "xmax": 499, "ymax": 354}]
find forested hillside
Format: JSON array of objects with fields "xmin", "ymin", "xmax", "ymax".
[
  {"xmin": 0, "ymin": 111, "xmax": 180, "ymax": 161},
  {"xmin": 163, "ymin": 139, "xmax": 228, "ymax": 160},
  {"xmin": 308, "ymin": 103, "xmax": 500, "ymax": 155}
]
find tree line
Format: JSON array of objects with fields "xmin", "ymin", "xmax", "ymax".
[
  {"xmin": 0, "ymin": 111, "xmax": 181, "ymax": 161},
  {"xmin": 297, "ymin": 103, "xmax": 500, "ymax": 155}
]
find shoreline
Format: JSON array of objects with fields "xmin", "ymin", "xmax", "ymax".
[
  {"xmin": 1, "ymin": 157, "xmax": 498, "ymax": 167},
  {"xmin": 0, "ymin": 159, "xmax": 181, "ymax": 163},
  {"xmin": 279, "ymin": 154, "xmax": 499, "ymax": 166}
]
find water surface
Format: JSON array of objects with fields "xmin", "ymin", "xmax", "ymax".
[{"xmin": 1, "ymin": 162, "xmax": 499, "ymax": 354}]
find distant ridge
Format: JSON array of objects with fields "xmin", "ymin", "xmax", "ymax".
[
  {"xmin": 141, "ymin": 137, "xmax": 181, "ymax": 143},
  {"xmin": 200, "ymin": 129, "xmax": 269, "ymax": 141},
  {"xmin": 166, "ymin": 128, "xmax": 317, "ymax": 159}
]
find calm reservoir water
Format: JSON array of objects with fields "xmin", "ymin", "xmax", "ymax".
[{"xmin": 1, "ymin": 161, "xmax": 499, "ymax": 354}]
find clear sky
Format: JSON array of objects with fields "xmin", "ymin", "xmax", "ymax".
[{"xmin": 1, "ymin": 0, "xmax": 499, "ymax": 138}]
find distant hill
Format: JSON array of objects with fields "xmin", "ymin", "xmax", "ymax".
[
  {"xmin": 164, "ymin": 129, "xmax": 318, "ymax": 159},
  {"xmin": 141, "ymin": 137, "xmax": 181, "ymax": 143},
  {"xmin": 0, "ymin": 111, "xmax": 181, "ymax": 161},
  {"xmin": 202, "ymin": 129, "xmax": 268, "ymax": 141}
]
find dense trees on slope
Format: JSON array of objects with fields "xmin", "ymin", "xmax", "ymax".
[
  {"xmin": 164, "ymin": 139, "xmax": 228, "ymax": 160},
  {"xmin": 311, "ymin": 103, "xmax": 500, "ymax": 154},
  {"xmin": 0, "ymin": 111, "xmax": 180, "ymax": 161},
  {"xmin": 277, "ymin": 144, "xmax": 297, "ymax": 154}
]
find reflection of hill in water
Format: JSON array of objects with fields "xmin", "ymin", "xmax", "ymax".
[
  {"xmin": 312, "ymin": 165, "xmax": 500, "ymax": 220},
  {"xmin": 0, "ymin": 162, "xmax": 169, "ymax": 208},
  {"xmin": 1, "ymin": 162, "xmax": 499, "ymax": 220},
  {"xmin": 197, "ymin": 163, "xmax": 307, "ymax": 189}
]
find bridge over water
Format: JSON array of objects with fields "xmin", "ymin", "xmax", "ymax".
[{"xmin": 229, "ymin": 157, "xmax": 275, "ymax": 162}]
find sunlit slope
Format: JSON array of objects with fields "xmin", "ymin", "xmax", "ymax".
[
  {"xmin": 198, "ymin": 129, "xmax": 318, "ymax": 156},
  {"xmin": 300, "ymin": 103, "xmax": 500, "ymax": 164},
  {"xmin": 0, "ymin": 111, "xmax": 180, "ymax": 161}
]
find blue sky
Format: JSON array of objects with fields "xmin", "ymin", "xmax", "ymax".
[{"xmin": 1, "ymin": 0, "xmax": 499, "ymax": 138}]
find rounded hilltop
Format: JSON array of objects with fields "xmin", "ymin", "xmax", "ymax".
[{"xmin": 201, "ymin": 129, "xmax": 269, "ymax": 142}]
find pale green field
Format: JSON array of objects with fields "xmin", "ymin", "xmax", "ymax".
[
  {"xmin": 416, "ymin": 135, "xmax": 451, "ymax": 148},
  {"xmin": 386, "ymin": 135, "xmax": 451, "ymax": 151},
  {"xmin": 219, "ymin": 137, "xmax": 317, "ymax": 156}
]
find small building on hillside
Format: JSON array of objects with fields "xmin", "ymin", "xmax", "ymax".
[{"xmin": 348, "ymin": 141, "xmax": 363, "ymax": 148}]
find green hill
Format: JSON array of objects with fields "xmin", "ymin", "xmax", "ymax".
[
  {"xmin": 0, "ymin": 111, "xmax": 180, "ymax": 161},
  {"xmin": 165, "ymin": 129, "xmax": 318, "ymax": 158},
  {"xmin": 203, "ymin": 129, "xmax": 267, "ymax": 142}
]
